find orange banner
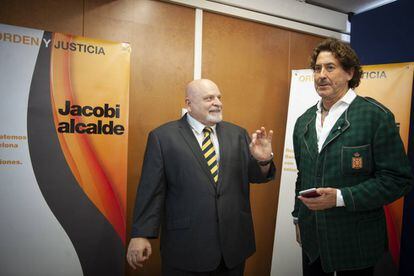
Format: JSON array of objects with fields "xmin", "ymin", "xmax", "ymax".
[
  {"xmin": 356, "ymin": 62, "xmax": 414, "ymax": 265},
  {"xmin": 50, "ymin": 33, "xmax": 130, "ymax": 243}
]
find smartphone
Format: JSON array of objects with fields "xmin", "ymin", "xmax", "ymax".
[{"xmin": 299, "ymin": 188, "xmax": 320, "ymax": 198}]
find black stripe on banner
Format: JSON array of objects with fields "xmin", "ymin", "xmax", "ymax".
[{"xmin": 27, "ymin": 31, "xmax": 124, "ymax": 276}]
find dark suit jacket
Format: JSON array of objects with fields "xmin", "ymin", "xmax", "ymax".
[
  {"xmin": 131, "ymin": 115, "xmax": 275, "ymax": 272},
  {"xmin": 292, "ymin": 96, "xmax": 412, "ymax": 272}
]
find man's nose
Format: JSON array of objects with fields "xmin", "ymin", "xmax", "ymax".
[
  {"xmin": 319, "ymin": 67, "xmax": 328, "ymax": 77},
  {"xmin": 213, "ymin": 97, "xmax": 222, "ymax": 106}
]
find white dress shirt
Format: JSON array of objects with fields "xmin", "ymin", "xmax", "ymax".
[{"xmin": 315, "ymin": 89, "xmax": 357, "ymax": 207}]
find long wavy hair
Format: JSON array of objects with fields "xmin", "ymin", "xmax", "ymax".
[{"xmin": 310, "ymin": 38, "xmax": 363, "ymax": 89}]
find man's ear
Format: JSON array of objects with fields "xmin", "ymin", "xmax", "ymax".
[
  {"xmin": 346, "ymin": 68, "xmax": 355, "ymax": 81},
  {"xmin": 185, "ymin": 98, "xmax": 191, "ymax": 111}
]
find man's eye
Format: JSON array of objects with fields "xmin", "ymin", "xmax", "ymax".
[
  {"xmin": 327, "ymin": 65, "xmax": 335, "ymax": 71},
  {"xmin": 314, "ymin": 67, "xmax": 321, "ymax": 73}
]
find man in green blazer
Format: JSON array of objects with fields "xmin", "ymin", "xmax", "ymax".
[{"xmin": 292, "ymin": 38, "xmax": 412, "ymax": 276}]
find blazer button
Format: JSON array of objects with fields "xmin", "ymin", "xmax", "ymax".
[{"xmin": 216, "ymin": 193, "xmax": 220, "ymax": 199}]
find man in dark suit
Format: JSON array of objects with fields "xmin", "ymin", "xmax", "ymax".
[
  {"xmin": 292, "ymin": 38, "xmax": 412, "ymax": 276},
  {"xmin": 127, "ymin": 79, "xmax": 275, "ymax": 275}
]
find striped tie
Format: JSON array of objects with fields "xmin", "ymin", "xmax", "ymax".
[{"xmin": 202, "ymin": 127, "xmax": 218, "ymax": 183}]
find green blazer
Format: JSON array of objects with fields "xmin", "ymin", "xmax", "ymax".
[{"xmin": 292, "ymin": 96, "xmax": 412, "ymax": 272}]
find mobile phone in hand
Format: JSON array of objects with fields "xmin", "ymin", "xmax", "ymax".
[{"xmin": 299, "ymin": 188, "xmax": 320, "ymax": 198}]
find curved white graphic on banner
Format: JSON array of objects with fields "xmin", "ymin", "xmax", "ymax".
[{"xmin": 0, "ymin": 23, "xmax": 83, "ymax": 276}]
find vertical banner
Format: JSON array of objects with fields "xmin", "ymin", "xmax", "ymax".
[
  {"xmin": 355, "ymin": 63, "xmax": 414, "ymax": 269},
  {"xmin": 271, "ymin": 70, "xmax": 319, "ymax": 276},
  {"xmin": 0, "ymin": 23, "xmax": 130, "ymax": 276},
  {"xmin": 271, "ymin": 63, "xmax": 413, "ymax": 275}
]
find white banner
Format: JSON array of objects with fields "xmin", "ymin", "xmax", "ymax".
[
  {"xmin": 0, "ymin": 23, "xmax": 130, "ymax": 276},
  {"xmin": 271, "ymin": 69, "xmax": 319, "ymax": 276}
]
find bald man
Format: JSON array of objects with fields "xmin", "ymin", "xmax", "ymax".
[{"xmin": 127, "ymin": 79, "xmax": 275, "ymax": 275}]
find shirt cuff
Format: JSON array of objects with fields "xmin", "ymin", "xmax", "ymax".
[{"xmin": 336, "ymin": 189, "xmax": 345, "ymax": 207}]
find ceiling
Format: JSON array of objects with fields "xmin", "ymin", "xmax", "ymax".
[{"xmin": 305, "ymin": 0, "xmax": 397, "ymax": 14}]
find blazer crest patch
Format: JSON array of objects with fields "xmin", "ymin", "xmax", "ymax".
[{"xmin": 352, "ymin": 152, "xmax": 363, "ymax": 169}]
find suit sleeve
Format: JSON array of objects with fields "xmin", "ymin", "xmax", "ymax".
[
  {"xmin": 243, "ymin": 129, "xmax": 276, "ymax": 183},
  {"xmin": 131, "ymin": 131, "xmax": 166, "ymax": 238},
  {"xmin": 341, "ymin": 112, "xmax": 413, "ymax": 211},
  {"xmin": 291, "ymin": 119, "xmax": 302, "ymax": 218}
]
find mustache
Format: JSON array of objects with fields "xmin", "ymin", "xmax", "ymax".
[{"xmin": 209, "ymin": 108, "xmax": 222, "ymax": 112}]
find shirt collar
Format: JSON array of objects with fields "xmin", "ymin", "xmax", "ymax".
[
  {"xmin": 186, "ymin": 113, "xmax": 217, "ymax": 134},
  {"xmin": 317, "ymin": 88, "xmax": 357, "ymax": 112}
]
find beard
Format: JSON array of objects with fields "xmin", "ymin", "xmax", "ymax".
[{"xmin": 206, "ymin": 111, "xmax": 222, "ymax": 124}]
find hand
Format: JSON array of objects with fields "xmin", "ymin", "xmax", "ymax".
[
  {"xmin": 249, "ymin": 127, "xmax": 273, "ymax": 161},
  {"xmin": 298, "ymin": 187, "xmax": 337, "ymax": 211},
  {"xmin": 126, "ymin": 237, "xmax": 152, "ymax": 269}
]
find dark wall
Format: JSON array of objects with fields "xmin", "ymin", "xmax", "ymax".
[{"xmin": 350, "ymin": 0, "xmax": 414, "ymax": 65}]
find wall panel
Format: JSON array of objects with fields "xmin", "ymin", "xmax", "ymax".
[
  {"xmin": 202, "ymin": 12, "xmax": 289, "ymax": 275},
  {"xmin": 0, "ymin": 0, "xmax": 83, "ymax": 35},
  {"xmin": 289, "ymin": 32, "xmax": 324, "ymax": 71},
  {"xmin": 202, "ymin": 12, "xmax": 324, "ymax": 275},
  {"xmin": 84, "ymin": 1, "xmax": 195, "ymax": 275}
]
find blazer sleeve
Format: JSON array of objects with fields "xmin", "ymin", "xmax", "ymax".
[
  {"xmin": 291, "ymin": 119, "xmax": 302, "ymax": 218},
  {"xmin": 131, "ymin": 131, "xmax": 166, "ymax": 238},
  {"xmin": 341, "ymin": 112, "xmax": 413, "ymax": 211}
]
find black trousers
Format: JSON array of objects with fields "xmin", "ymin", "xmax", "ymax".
[
  {"xmin": 162, "ymin": 258, "xmax": 245, "ymax": 276},
  {"xmin": 302, "ymin": 252, "xmax": 374, "ymax": 276}
]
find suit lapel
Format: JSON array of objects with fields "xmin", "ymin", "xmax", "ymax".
[
  {"xmin": 216, "ymin": 123, "xmax": 226, "ymax": 190},
  {"xmin": 178, "ymin": 116, "xmax": 217, "ymax": 192},
  {"xmin": 302, "ymin": 113, "xmax": 318, "ymax": 160},
  {"xmin": 321, "ymin": 106, "xmax": 351, "ymax": 152}
]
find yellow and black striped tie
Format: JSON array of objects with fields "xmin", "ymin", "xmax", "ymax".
[{"xmin": 202, "ymin": 127, "xmax": 218, "ymax": 183}]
